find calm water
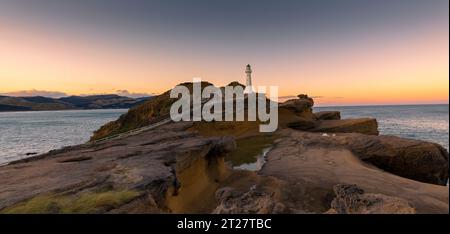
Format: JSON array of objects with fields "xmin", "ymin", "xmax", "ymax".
[
  {"xmin": 233, "ymin": 146, "xmax": 273, "ymax": 171},
  {"xmin": 0, "ymin": 109, "xmax": 127, "ymax": 165},
  {"xmin": 315, "ymin": 104, "xmax": 449, "ymax": 151},
  {"xmin": 0, "ymin": 105, "xmax": 448, "ymax": 165}
]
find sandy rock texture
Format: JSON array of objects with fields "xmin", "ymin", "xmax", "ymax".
[
  {"xmin": 314, "ymin": 111, "xmax": 341, "ymax": 120},
  {"xmin": 259, "ymin": 129, "xmax": 448, "ymax": 214},
  {"xmin": 326, "ymin": 184, "xmax": 416, "ymax": 214}
]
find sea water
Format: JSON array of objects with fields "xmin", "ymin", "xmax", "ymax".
[
  {"xmin": 315, "ymin": 104, "xmax": 449, "ymax": 151},
  {"xmin": 0, "ymin": 109, "xmax": 127, "ymax": 165}
]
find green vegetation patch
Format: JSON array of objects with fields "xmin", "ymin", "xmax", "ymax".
[{"xmin": 1, "ymin": 190, "xmax": 140, "ymax": 214}]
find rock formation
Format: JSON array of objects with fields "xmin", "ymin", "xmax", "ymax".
[
  {"xmin": 279, "ymin": 96, "xmax": 315, "ymax": 119},
  {"xmin": 312, "ymin": 118, "xmax": 379, "ymax": 135},
  {"xmin": 213, "ymin": 186, "xmax": 286, "ymax": 214},
  {"xmin": 314, "ymin": 111, "xmax": 341, "ymax": 120},
  {"xmin": 259, "ymin": 129, "xmax": 448, "ymax": 213},
  {"xmin": 280, "ymin": 95, "xmax": 378, "ymax": 135},
  {"xmin": 344, "ymin": 134, "xmax": 449, "ymax": 185},
  {"xmin": 326, "ymin": 184, "xmax": 416, "ymax": 214},
  {"xmin": 0, "ymin": 122, "xmax": 234, "ymax": 213}
]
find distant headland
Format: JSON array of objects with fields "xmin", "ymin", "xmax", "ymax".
[{"xmin": 0, "ymin": 94, "xmax": 152, "ymax": 112}]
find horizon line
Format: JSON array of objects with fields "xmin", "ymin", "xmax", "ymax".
[
  {"xmin": 1, "ymin": 92, "xmax": 448, "ymax": 108},
  {"xmin": 314, "ymin": 103, "xmax": 449, "ymax": 108}
]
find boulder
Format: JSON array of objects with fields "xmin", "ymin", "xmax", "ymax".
[
  {"xmin": 326, "ymin": 184, "xmax": 416, "ymax": 214},
  {"xmin": 314, "ymin": 111, "xmax": 340, "ymax": 120},
  {"xmin": 286, "ymin": 117, "xmax": 317, "ymax": 130},
  {"xmin": 312, "ymin": 118, "xmax": 379, "ymax": 135},
  {"xmin": 279, "ymin": 94, "xmax": 315, "ymax": 119},
  {"xmin": 297, "ymin": 94, "xmax": 314, "ymax": 106},
  {"xmin": 280, "ymin": 99, "xmax": 313, "ymax": 114},
  {"xmin": 344, "ymin": 134, "xmax": 449, "ymax": 185}
]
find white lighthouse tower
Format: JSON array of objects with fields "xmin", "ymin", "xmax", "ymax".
[{"xmin": 244, "ymin": 64, "xmax": 254, "ymax": 94}]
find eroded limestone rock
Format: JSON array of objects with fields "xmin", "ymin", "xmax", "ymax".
[{"xmin": 326, "ymin": 184, "xmax": 416, "ymax": 214}]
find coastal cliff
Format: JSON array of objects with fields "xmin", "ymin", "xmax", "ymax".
[{"xmin": 0, "ymin": 82, "xmax": 448, "ymax": 214}]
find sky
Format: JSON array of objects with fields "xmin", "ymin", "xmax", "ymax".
[{"xmin": 0, "ymin": 0, "xmax": 448, "ymax": 105}]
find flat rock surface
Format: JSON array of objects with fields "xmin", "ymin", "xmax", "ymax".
[
  {"xmin": 312, "ymin": 118, "xmax": 379, "ymax": 135},
  {"xmin": 314, "ymin": 111, "xmax": 341, "ymax": 120},
  {"xmin": 259, "ymin": 129, "xmax": 449, "ymax": 214}
]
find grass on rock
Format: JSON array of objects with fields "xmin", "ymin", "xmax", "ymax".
[{"xmin": 1, "ymin": 190, "xmax": 140, "ymax": 214}]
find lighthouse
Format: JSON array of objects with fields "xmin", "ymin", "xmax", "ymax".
[{"xmin": 244, "ymin": 64, "xmax": 254, "ymax": 94}]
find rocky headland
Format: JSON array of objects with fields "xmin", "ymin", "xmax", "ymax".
[
  {"xmin": 0, "ymin": 82, "xmax": 448, "ymax": 214},
  {"xmin": 0, "ymin": 94, "xmax": 151, "ymax": 112}
]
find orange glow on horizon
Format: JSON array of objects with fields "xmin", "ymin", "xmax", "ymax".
[{"xmin": 0, "ymin": 18, "xmax": 448, "ymax": 106}]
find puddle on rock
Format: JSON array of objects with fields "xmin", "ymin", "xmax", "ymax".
[
  {"xmin": 227, "ymin": 135, "xmax": 276, "ymax": 171},
  {"xmin": 233, "ymin": 146, "xmax": 273, "ymax": 171}
]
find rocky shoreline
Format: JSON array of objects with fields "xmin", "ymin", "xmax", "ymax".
[{"xmin": 0, "ymin": 86, "xmax": 448, "ymax": 214}]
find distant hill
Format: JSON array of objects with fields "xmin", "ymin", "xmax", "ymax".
[{"xmin": 0, "ymin": 95, "xmax": 152, "ymax": 112}]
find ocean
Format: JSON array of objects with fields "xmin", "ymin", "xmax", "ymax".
[
  {"xmin": 0, "ymin": 104, "xmax": 448, "ymax": 165},
  {"xmin": 0, "ymin": 109, "xmax": 127, "ymax": 165},
  {"xmin": 315, "ymin": 104, "xmax": 449, "ymax": 150}
]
